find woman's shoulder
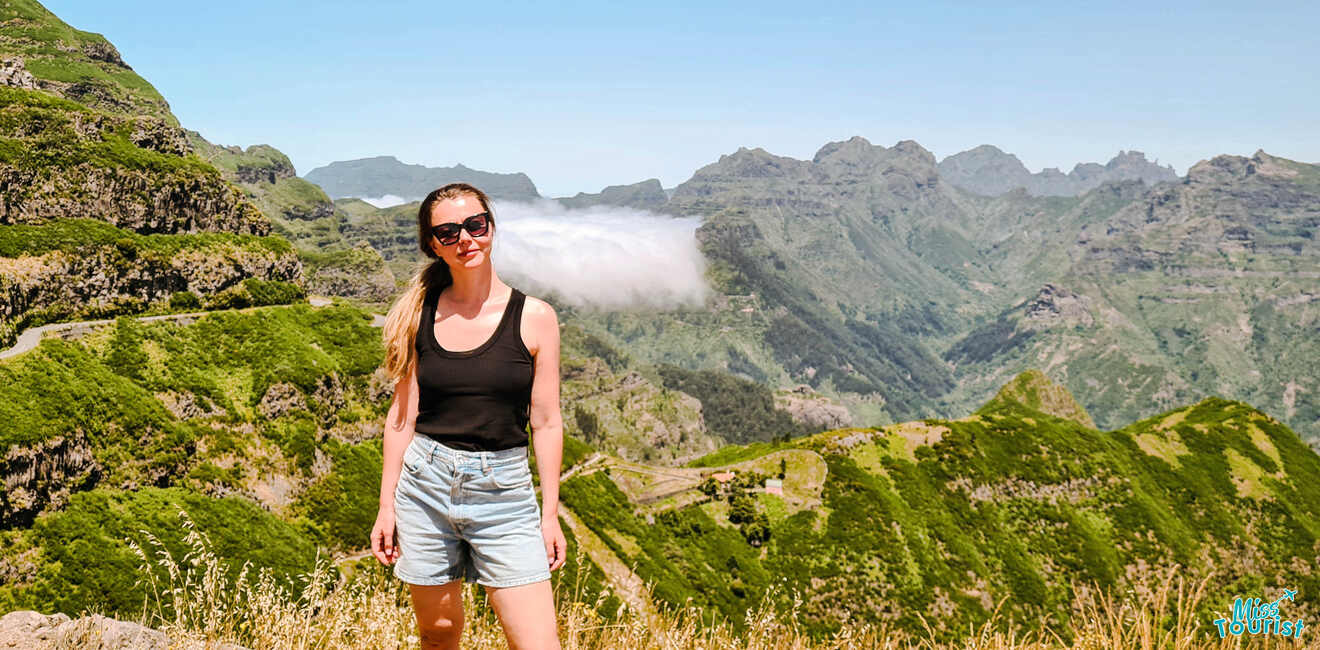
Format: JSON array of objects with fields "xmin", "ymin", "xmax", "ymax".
[{"xmin": 516, "ymin": 290, "xmax": 557, "ymax": 322}]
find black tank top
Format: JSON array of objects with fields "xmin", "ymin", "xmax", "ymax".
[{"xmin": 414, "ymin": 285, "xmax": 534, "ymax": 451}]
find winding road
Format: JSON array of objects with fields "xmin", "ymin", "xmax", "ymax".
[{"xmin": 0, "ymin": 296, "xmax": 382, "ymax": 360}]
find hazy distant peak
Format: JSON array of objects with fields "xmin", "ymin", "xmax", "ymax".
[
  {"xmin": 304, "ymin": 156, "xmax": 540, "ymax": 201},
  {"xmin": 938, "ymin": 145, "xmax": 1179, "ymax": 197},
  {"xmin": 1187, "ymin": 150, "xmax": 1311, "ymax": 185},
  {"xmin": 891, "ymin": 139, "xmax": 936, "ymax": 166},
  {"xmin": 812, "ymin": 135, "xmax": 879, "ymax": 164},
  {"xmin": 554, "ymin": 178, "xmax": 668, "ymax": 211},
  {"xmin": 703, "ymin": 146, "xmax": 805, "ymax": 178}
]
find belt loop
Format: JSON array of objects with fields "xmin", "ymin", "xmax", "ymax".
[
  {"xmin": 482, "ymin": 452, "xmax": 489, "ymax": 474},
  {"xmin": 427, "ymin": 439, "xmax": 435, "ymax": 464}
]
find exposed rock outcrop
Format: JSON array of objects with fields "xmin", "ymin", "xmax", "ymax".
[
  {"xmin": 1022, "ymin": 283, "xmax": 1094, "ymax": 329},
  {"xmin": 774, "ymin": 385, "xmax": 853, "ymax": 429},
  {"xmin": 258, "ymin": 382, "xmax": 309, "ymax": 420},
  {"xmin": 0, "ymin": 610, "xmax": 249, "ymax": 650},
  {"xmin": 0, "ymin": 164, "xmax": 268, "ymax": 235},
  {"xmin": 1, "ymin": 433, "xmax": 100, "ymax": 528},
  {"xmin": 561, "ymin": 357, "xmax": 717, "ymax": 464},
  {"xmin": 155, "ymin": 390, "xmax": 228, "ymax": 421},
  {"xmin": 0, "ymin": 242, "xmax": 301, "ymax": 327},
  {"xmin": 0, "ymin": 58, "xmax": 36, "ymax": 89}
]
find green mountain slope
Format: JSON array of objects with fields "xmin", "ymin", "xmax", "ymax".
[
  {"xmin": 560, "ymin": 370, "xmax": 1320, "ymax": 640},
  {"xmin": 0, "ymin": 2, "xmax": 307, "ymax": 348},
  {"xmin": 0, "ymin": 298, "xmax": 766, "ymax": 620}
]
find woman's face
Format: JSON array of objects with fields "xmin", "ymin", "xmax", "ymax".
[{"xmin": 428, "ymin": 194, "xmax": 494, "ymax": 269}]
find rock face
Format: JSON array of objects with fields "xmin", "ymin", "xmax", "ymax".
[
  {"xmin": 0, "ymin": 85, "xmax": 267, "ymax": 236},
  {"xmin": 0, "ymin": 58, "xmax": 36, "ymax": 89},
  {"xmin": 555, "ymin": 178, "xmax": 670, "ymax": 211},
  {"xmin": 0, "ymin": 610, "xmax": 248, "ymax": 649},
  {"xmin": 0, "ymin": 240, "xmax": 301, "ymax": 332},
  {"xmin": 304, "ymin": 156, "xmax": 541, "ymax": 202},
  {"xmin": 938, "ymin": 145, "xmax": 1179, "ymax": 197},
  {"xmin": 0, "ymin": 4, "xmax": 177, "ymax": 122},
  {"xmin": 561, "ymin": 356, "xmax": 717, "ymax": 464},
  {"xmin": 1022, "ymin": 284, "xmax": 1094, "ymax": 329},
  {"xmin": 0, "ymin": 164, "xmax": 269, "ymax": 235},
  {"xmin": 0, "ymin": 434, "xmax": 100, "ymax": 528},
  {"xmin": 774, "ymin": 385, "xmax": 853, "ymax": 429},
  {"xmin": 257, "ymin": 382, "xmax": 310, "ymax": 420}
]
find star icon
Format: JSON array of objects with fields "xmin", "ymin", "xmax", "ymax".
[{"xmin": 1282, "ymin": 588, "xmax": 1297, "ymax": 602}]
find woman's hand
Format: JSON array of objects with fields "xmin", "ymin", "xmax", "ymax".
[
  {"xmin": 542, "ymin": 515, "xmax": 567, "ymax": 571},
  {"xmin": 371, "ymin": 508, "xmax": 399, "ymax": 566}
]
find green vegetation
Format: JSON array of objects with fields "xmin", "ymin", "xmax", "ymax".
[
  {"xmin": 976, "ymin": 368, "xmax": 1095, "ymax": 427},
  {"xmin": 695, "ymin": 210, "xmax": 955, "ymax": 421},
  {"xmin": 0, "ymin": 88, "xmax": 206, "ymax": 174},
  {"xmin": 656, "ymin": 363, "xmax": 812, "ymax": 444},
  {"xmin": 561, "ymin": 472, "xmax": 771, "ymax": 626},
  {"xmin": 562, "ymin": 381, "xmax": 1320, "ymax": 640},
  {"xmin": 686, "ymin": 440, "xmax": 789, "ymax": 468},
  {"xmin": 0, "ymin": 218, "xmax": 292, "ymax": 258},
  {"xmin": 0, "ymin": 487, "xmax": 319, "ymax": 618},
  {"xmin": 293, "ymin": 438, "xmax": 384, "ymax": 551}
]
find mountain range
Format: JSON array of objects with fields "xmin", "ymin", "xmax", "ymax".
[
  {"xmin": 304, "ymin": 156, "xmax": 540, "ymax": 203},
  {"xmin": 322, "ymin": 137, "xmax": 1320, "ymax": 449}
]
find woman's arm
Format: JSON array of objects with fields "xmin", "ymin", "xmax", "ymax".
[
  {"xmin": 526, "ymin": 297, "xmax": 566, "ymax": 570},
  {"xmin": 372, "ymin": 360, "xmax": 417, "ymax": 565}
]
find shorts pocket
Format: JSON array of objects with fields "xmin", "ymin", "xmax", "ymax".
[
  {"xmin": 490, "ymin": 461, "xmax": 533, "ymax": 490},
  {"xmin": 402, "ymin": 443, "xmax": 426, "ymax": 475}
]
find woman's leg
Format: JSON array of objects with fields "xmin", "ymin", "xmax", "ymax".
[
  {"xmin": 409, "ymin": 580, "xmax": 465, "ymax": 650},
  {"xmin": 486, "ymin": 580, "xmax": 560, "ymax": 650}
]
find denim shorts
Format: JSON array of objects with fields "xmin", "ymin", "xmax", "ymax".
[{"xmin": 392, "ymin": 434, "xmax": 550, "ymax": 588}]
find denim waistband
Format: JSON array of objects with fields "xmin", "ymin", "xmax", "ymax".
[{"xmin": 410, "ymin": 433, "xmax": 528, "ymax": 467}]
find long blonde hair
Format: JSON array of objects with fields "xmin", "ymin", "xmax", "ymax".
[{"xmin": 380, "ymin": 183, "xmax": 495, "ymax": 385}]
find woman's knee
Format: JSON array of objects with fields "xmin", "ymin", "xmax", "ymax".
[
  {"xmin": 410, "ymin": 581, "xmax": 465, "ymax": 647},
  {"xmin": 418, "ymin": 616, "xmax": 463, "ymax": 646}
]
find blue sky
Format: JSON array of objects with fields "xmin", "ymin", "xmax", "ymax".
[{"xmin": 44, "ymin": 1, "xmax": 1320, "ymax": 197}]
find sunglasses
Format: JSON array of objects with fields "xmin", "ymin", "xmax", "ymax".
[{"xmin": 431, "ymin": 212, "xmax": 491, "ymax": 246}]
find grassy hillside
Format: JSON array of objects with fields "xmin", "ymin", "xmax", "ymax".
[
  {"xmin": 560, "ymin": 371, "xmax": 1320, "ymax": 641},
  {"xmin": 0, "ymin": 0, "xmax": 176, "ymax": 122}
]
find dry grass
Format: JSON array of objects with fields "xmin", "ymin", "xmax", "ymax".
[{"xmin": 40, "ymin": 510, "xmax": 1314, "ymax": 649}]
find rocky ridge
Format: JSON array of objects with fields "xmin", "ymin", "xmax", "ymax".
[{"xmin": 938, "ymin": 145, "xmax": 1179, "ymax": 197}]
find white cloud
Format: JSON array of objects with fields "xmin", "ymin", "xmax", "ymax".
[
  {"xmin": 488, "ymin": 200, "xmax": 710, "ymax": 310},
  {"xmin": 360, "ymin": 194, "xmax": 416, "ymax": 208}
]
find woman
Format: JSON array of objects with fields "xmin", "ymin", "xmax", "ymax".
[{"xmin": 372, "ymin": 182, "xmax": 566, "ymax": 650}]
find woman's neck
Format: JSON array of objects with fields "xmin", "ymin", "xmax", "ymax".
[{"xmin": 444, "ymin": 263, "xmax": 505, "ymax": 308}]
